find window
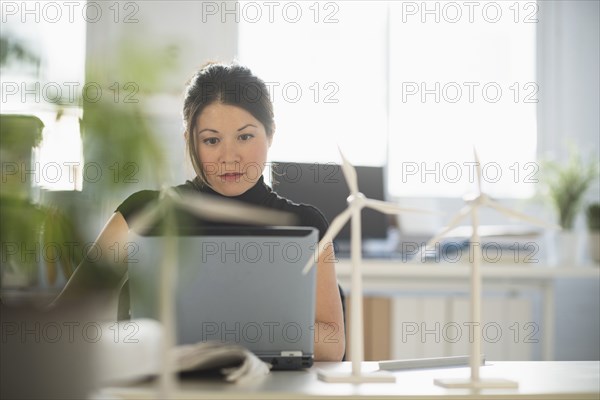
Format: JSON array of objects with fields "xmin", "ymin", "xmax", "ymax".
[{"xmin": 238, "ymin": 1, "xmax": 538, "ymax": 198}]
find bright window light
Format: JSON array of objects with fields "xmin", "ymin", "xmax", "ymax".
[
  {"xmin": 388, "ymin": 1, "xmax": 537, "ymax": 198},
  {"xmin": 237, "ymin": 1, "xmax": 388, "ymax": 167}
]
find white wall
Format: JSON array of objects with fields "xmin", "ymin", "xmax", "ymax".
[
  {"xmin": 536, "ymin": 0, "xmax": 600, "ymax": 361},
  {"xmin": 538, "ymin": 1, "xmax": 600, "ymax": 168}
]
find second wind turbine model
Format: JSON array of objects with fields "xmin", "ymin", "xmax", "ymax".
[{"xmin": 425, "ymin": 149, "xmax": 560, "ymax": 389}]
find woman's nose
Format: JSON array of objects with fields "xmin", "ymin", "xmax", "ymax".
[{"xmin": 219, "ymin": 140, "xmax": 241, "ymax": 164}]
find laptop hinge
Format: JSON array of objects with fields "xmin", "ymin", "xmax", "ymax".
[{"xmin": 281, "ymin": 351, "xmax": 303, "ymax": 357}]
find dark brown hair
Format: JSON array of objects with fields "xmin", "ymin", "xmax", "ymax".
[{"xmin": 183, "ymin": 62, "xmax": 275, "ymax": 186}]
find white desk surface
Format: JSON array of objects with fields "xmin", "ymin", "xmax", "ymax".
[{"xmin": 101, "ymin": 361, "xmax": 599, "ymax": 399}]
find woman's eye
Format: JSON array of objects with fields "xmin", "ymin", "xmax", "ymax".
[
  {"xmin": 203, "ymin": 137, "xmax": 219, "ymax": 145},
  {"xmin": 239, "ymin": 133, "xmax": 254, "ymax": 141}
]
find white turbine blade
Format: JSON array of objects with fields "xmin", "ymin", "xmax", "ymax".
[
  {"xmin": 473, "ymin": 147, "xmax": 482, "ymax": 195},
  {"xmin": 129, "ymin": 201, "xmax": 164, "ymax": 234},
  {"xmin": 129, "ymin": 186, "xmax": 178, "ymax": 233},
  {"xmin": 171, "ymin": 191, "xmax": 297, "ymax": 226},
  {"xmin": 159, "ymin": 185, "xmax": 177, "ymax": 200},
  {"xmin": 425, "ymin": 205, "xmax": 472, "ymax": 249},
  {"xmin": 338, "ymin": 146, "xmax": 359, "ymax": 195},
  {"xmin": 302, "ymin": 207, "xmax": 352, "ymax": 274},
  {"xmin": 320, "ymin": 207, "xmax": 353, "ymax": 248},
  {"xmin": 364, "ymin": 198, "xmax": 438, "ymax": 215},
  {"xmin": 484, "ymin": 198, "xmax": 562, "ymax": 230}
]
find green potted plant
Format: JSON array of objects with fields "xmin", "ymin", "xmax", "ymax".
[
  {"xmin": 540, "ymin": 148, "xmax": 599, "ymax": 266},
  {"xmin": 542, "ymin": 153, "xmax": 598, "ymax": 230},
  {"xmin": 587, "ymin": 203, "xmax": 600, "ymax": 264}
]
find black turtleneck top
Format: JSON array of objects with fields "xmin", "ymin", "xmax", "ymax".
[{"xmin": 115, "ymin": 176, "xmax": 329, "ymax": 241}]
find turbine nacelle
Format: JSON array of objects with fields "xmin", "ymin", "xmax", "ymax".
[
  {"xmin": 463, "ymin": 192, "xmax": 487, "ymax": 205},
  {"xmin": 347, "ymin": 192, "xmax": 366, "ymax": 207}
]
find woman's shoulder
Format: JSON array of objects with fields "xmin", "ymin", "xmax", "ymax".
[
  {"xmin": 264, "ymin": 191, "xmax": 329, "ymax": 240},
  {"xmin": 115, "ymin": 190, "xmax": 159, "ymax": 223},
  {"xmin": 115, "ymin": 182, "xmax": 193, "ymax": 224},
  {"xmin": 295, "ymin": 202, "xmax": 329, "ymax": 231}
]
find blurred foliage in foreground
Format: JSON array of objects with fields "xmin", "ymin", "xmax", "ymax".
[{"xmin": 1, "ymin": 34, "xmax": 175, "ymax": 291}]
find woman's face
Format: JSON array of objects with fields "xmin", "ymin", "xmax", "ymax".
[{"xmin": 195, "ymin": 103, "xmax": 272, "ymax": 197}]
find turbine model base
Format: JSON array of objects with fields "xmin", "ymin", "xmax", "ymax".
[
  {"xmin": 434, "ymin": 377, "xmax": 518, "ymax": 389},
  {"xmin": 317, "ymin": 369, "xmax": 396, "ymax": 383}
]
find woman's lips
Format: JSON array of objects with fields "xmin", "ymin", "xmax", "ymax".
[{"xmin": 219, "ymin": 172, "xmax": 243, "ymax": 182}]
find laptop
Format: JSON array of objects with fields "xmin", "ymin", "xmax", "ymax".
[{"xmin": 127, "ymin": 226, "xmax": 318, "ymax": 370}]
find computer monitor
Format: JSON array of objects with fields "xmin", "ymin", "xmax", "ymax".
[{"xmin": 271, "ymin": 162, "xmax": 388, "ymax": 246}]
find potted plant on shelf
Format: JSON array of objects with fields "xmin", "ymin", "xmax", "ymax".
[
  {"xmin": 540, "ymin": 148, "xmax": 599, "ymax": 266},
  {"xmin": 587, "ymin": 203, "xmax": 600, "ymax": 264},
  {"xmin": 0, "ymin": 114, "xmax": 46, "ymax": 288}
]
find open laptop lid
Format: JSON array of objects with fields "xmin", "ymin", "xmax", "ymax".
[{"xmin": 127, "ymin": 226, "xmax": 318, "ymax": 367}]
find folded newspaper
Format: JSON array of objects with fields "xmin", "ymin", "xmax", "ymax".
[
  {"xmin": 95, "ymin": 319, "xmax": 270, "ymax": 385},
  {"xmin": 175, "ymin": 340, "xmax": 271, "ymax": 383}
]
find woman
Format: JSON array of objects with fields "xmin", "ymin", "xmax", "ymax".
[{"xmin": 56, "ymin": 62, "xmax": 346, "ymax": 361}]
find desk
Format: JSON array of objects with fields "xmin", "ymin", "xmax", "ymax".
[
  {"xmin": 100, "ymin": 361, "xmax": 600, "ymax": 399},
  {"xmin": 334, "ymin": 260, "xmax": 600, "ymax": 361}
]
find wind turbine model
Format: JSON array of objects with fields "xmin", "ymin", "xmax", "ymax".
[
  {"xmin": 130, "ymin": 186, "xmax": 296, "ymax": 398},
  {"xmin": 303, "ymin": 148, "xmax": 434, "ymax": 383},
  {"xmin": 425, "ymin": 149, "xmax": 560, "ymax": 389}
]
